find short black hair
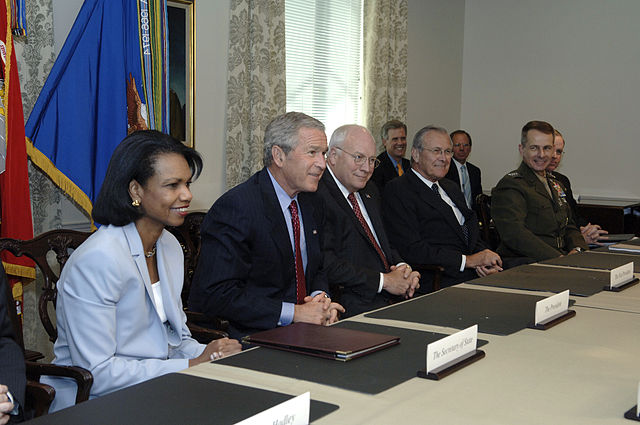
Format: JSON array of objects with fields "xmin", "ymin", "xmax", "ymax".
[
  {"xmin": 93, "ymin": 130, "xmax": 203, "ymax": 226},
  {"xmin": 521, "ymin": 121, "xmax": 554, "ymax": 146},
  {"xmin": 450, "ymin": 129, "xmax": 472, "ymax": 146}
]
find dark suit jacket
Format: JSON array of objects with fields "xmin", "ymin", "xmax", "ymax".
[
  {"xmin": 317, "ymin": 172, "xmax": 403, "ymax": 317},
  {"xmin": 189, "ymin": 168, "xmax": 329, "ymax": 339},
  {"xmin": 382, "ymin": 170, "xmax": 486, "ymax": 289},
  {"xmin": 548, "ymin": 171, "xmax": 586, "ymax": 227},
  {"xmin": 0, "ymin": 263, "xmax": 25, "ymax": 422},
  {"xmin": 445, "ymin": 160, "xmax": 483, "ymax": 209},
  {"xmin": 371, "ymin": 151, "xmax": 411, "ymax": 193}
]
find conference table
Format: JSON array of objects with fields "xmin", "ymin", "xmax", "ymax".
[{"xmin": 28, "ymin": 250, "xmax": 640, "ymax": 424}]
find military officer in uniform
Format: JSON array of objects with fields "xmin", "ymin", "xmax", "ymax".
[{"xmin": 491, "ymin": 121, "xmax": 587, "ymax": 261}]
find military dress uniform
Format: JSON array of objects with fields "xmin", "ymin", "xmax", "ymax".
[{"xmin": 491, "ymin": 161, "xmax": 587, "ymax": 261}]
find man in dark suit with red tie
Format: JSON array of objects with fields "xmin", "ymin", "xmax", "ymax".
[
  {"xmin": 383, "ymin": 125, "xmax": 502, "ymax": 290},
  {"xmin": 371, "ymin": 120, "xmax": 411, "ymax": 192},
  {"xmin": 445, "ymin": 130, "xmax": 482, "ymax": 212},
  {"xmin": 318, "ymin": 125, "xmax": 420, "ymax": 317},
  {"xmin": 189, "ymin": 112, "xmax": 344, "ymax": 339},
  {"xmin": 1, "ymin": 263, "xmax": 25, "ymax": 423}
]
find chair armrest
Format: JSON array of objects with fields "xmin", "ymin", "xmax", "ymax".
[
  {"xmin": 26, "ymin": 379, "xmax": 55, "ymax": 417},
  {"xmin": 185, "ymin": 310, "xmax": 229, "ymax": 332},
  {"xmin": 411, "ymin": 263, "xmax": 445, "ymax": 292},
  {"xmin": 25, "ymin": 361, "xmax": 93, "ymax": 404},
  {"xmin": 186, "ymin": 321, "xmax": 229, "ymax": 344}
]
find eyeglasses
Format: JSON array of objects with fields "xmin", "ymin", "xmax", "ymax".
[
  {"xmin": 453, "ymin": 143, "xmax": 470, "ymax": 149},
  {"xmin": 334, "ymin": 146, "xmax": 381, "ymax": 168},
  {"xmin": 423, "ymin": 147, "xmax": 454, "ymax": 157}
]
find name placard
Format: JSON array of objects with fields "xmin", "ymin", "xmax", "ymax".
[
  {"xmin": 236, "ymin": 392, "xmax": 310, "ymax": 425},
  {"xmin": 637, "ymin": 381, "xmax": 640, "ymax": 418},
  {"xmin": 535, "ymin": 290, "xmax": 569, "ymax": 326},
  {"xmin": 610, "ymin": 262, "xmax": 634, "ymax": 288},
  {"xmin": 426, "ymin": 325, "xmax": 477, "ymax": 373}
]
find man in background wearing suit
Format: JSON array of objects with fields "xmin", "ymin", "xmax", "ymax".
[
  {"xmin": 189, "ymin": 112, "xmax": 344, "ymax": 339},
  {"xmin": 383, "ymin": 125, "xmax": 502, "ymax": 290},
  {"xmin": 1, "ymin": 263, "xmax": 25, "ymax": 423},
  {"xmin": 445, "ymin": 130, "xmax": 482, "ymax": 211},
  {"xmin": 318, "ymin": 124, "xmax": 420, "ymax": 317},
  {"xmin": 546, "ymin": 129, "xmax": 607, "ymax": 245},
  {"xmin": 371, "ymin": 120, "xmax": 411, "ymax": 192}
]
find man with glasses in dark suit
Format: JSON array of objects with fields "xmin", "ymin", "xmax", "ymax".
[
  {"xmin": 318, "ymin": 124, "xmax": 420, "ymax": 316},
  {"xmin": 383, "ymin": 125, "xmax": 502, "ymax": 290}
]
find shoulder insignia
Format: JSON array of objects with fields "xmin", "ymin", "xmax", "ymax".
[{"xmin": 506, "ymin": 170, "xmax": 521, "ymax": 178}]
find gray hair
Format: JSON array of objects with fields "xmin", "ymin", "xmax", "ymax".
[
  {"xmin": 329, "ymin": 124, "xmax": 372, "ymax": 149},
  {"xmin": 263, "ymin": 112, "xmax": 325, "ymax": 167},
  {"xmin": 411, "ymin": 125, "xmax": 450, "ymax": 151}
]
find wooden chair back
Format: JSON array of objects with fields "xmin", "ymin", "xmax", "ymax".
[
  {"xmin": 1, "ymin": 247, "xmax": 93, "ymax": 416},
  {"xmin": 0, "ymin": 229, "xmax": 92, "ymax": 344},
  {"xmin": 475, "ymin": 193, "xmax": 500, "ymax": 250},
  {"xmin": 166, "ymin": 211, "xmax": 205, "ymax": 306}
]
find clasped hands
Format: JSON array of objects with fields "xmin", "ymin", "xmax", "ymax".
[
  {"xmin": 383, "ymin": 263, "xmax": 421, "ymax": 299},
  {"xmin": 294, "ymin": 293, "xmax": 344, "ymax": 326},
  {"xmin": 467, "ymin": 249, "xmax": 503, "ymax": 277}
]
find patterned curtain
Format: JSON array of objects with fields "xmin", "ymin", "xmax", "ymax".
[
  {"xmin": 362, "ymin": 0, "xmax": 408, "ymax": 150},
  {"xmin": 225, "ymin": 0, "xmax": 286, "ymax": 188},
  {"xmin": 13, "ymin": 0, "xmax": 59, "ymax": 360}
]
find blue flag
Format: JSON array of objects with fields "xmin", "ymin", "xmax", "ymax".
[{"xmin": 26, "ymin": 0, "xmax": 168, "ymax": 219}]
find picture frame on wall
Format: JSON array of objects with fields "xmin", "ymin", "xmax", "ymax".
[{"xmin": 168, "ymin": 0, "xmax": 195, "ymax": 147}]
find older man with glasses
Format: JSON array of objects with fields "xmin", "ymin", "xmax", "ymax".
[
  {"xmin": 318, "ymin": 124, "xmax": 420, "ymax": 316},
  {"xmin": 491, "ymin": 121, "xmax": 587, "ymax": 262},
  {"xmin": 382, "ymin": 125, "xmax": 502, "ymax": 291}
]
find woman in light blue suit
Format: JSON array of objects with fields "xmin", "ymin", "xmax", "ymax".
[{"xmin": 45, "ymin": 131, "xmax": 241, "ymax": 411}]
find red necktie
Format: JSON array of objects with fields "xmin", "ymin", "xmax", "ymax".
[
  {"xmin": 288, "ymin": 200, "xmax": 306, "ymax": 304},
  {"xmin": 347, "ymin": 193, "xmax": 390, "ymax": 272}
]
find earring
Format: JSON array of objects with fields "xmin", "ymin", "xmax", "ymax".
[{"xmin": 132, "ymin": 199, "xmax": 140, "ymax": 207}]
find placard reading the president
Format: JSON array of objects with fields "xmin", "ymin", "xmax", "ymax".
[
  {"xmin": 610, "ymin": 262, "xmax": 634, "ymax": 288},
  {"xmin": 534, "ymin": 290, "xmax": 569, "ymax": 325},
  {"xmin": 237, "ymin": 392, "xmax": 310, "ymax": 425},
  {"xmin": 426, "ymin": 325, "xmax": 478, "ymax": 373}
]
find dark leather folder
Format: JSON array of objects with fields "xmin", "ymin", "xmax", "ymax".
[{"xmin": 243, "ymin": 322, "xmax": 400, "ymax": 361}]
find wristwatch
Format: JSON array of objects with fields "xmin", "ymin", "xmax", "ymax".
[{"xmin": 574, "ymin": 247, "xmax": 584, "ymax": 253}]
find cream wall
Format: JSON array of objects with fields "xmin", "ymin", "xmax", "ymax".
[
  {"xmin": 407, "ymin": 0, "xmax": 465, "ymax": 140},
  {"xmin": 189, "ymin": 0, "xmax": 230, "ymax": 209},
  {"xmin": 460, "ymin": 0, "xmax": 640, "ymax": 200}
]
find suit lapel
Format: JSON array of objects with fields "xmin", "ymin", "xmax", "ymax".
[
  {"xmin": 322, "ymin": 173, "xmax": 371, "ymax": 243},
  {"xmin": 408, "ymin": 171, "xmax": 468, "ymax": 245},
  {"xmin": 298, "ymin": 192, "xmax": 320, "ymax": 283},
  {"xmin": 122, "ymin": 223, "xmax": 155, "ymax": 306},
  {"xmin": 155, "ymin": 232, "xmax": 183, "ymax": 341},
  {"xmin": 258, "ymin": 170, "xmax": 295, "ymax": 264},
  {"xmin": 359, "ymin": 184, "xmax": 393, "ymax": 258}
]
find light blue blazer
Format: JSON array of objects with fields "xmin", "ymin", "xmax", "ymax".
[{"xmin": 44, "ymin": 222, "xmax": 204, "ymax": 411}]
